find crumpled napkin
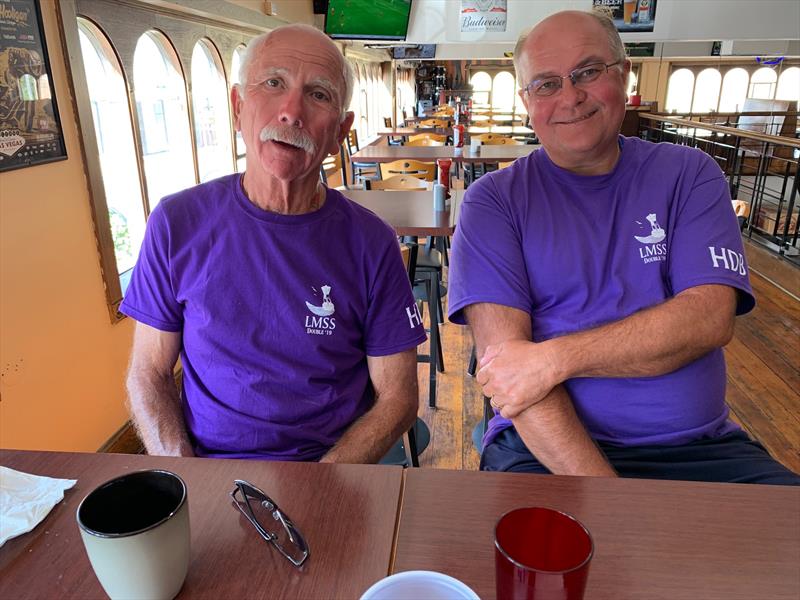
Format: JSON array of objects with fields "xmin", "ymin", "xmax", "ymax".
[{"xmin": 0, "ymin": 466, "xmax": 77, "ymax": 547}]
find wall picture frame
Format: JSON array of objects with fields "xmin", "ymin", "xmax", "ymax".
[{"xmin": 0, "ymin": 0, "xmax": 67, "ymax": 172}]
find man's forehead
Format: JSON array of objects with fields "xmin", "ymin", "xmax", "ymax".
[{"xmin": 522, "ymin": 29, "xmax": 610, "ymax": 78}]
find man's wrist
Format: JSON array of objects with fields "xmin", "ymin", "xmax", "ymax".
[{"xmin": 544, "ymin": 335, "xmax": 578, "ymax": 383}]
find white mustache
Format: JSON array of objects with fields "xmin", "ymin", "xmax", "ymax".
[{"xmin": 259, "ymin": 125, "xmax": 317, "ymax": 154}]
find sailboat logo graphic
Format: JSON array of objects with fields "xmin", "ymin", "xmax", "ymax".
[
  {"xmin": 634, "ymin": 213, "xmax": 666, "ymax": 244},
  {"xmin": 306, "ymin": 285, "xmax": 335, "ymax": 317}
]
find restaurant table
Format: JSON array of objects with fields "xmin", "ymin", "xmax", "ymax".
[
  {"xmin": 352, "ymin": 144, "xmax": 538, "ymax": 164},
  {"xmin": 0, "ymin": 450, "xmax": 403, "ymax": 600},
  {"xmin": 377, "ymin": 126, "xmax": 534, "ymax": 138},
  {"xmin": 392, "ymin": 468, "xmax": 800, "ymax": 600},
  {"xmin": 341, "ymin": 188, "xmax": 461, "ymax": 237}
]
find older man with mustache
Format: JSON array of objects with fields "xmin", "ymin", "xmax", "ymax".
[
  {"xmin": 448, "ymin": 10, "xmax": 799, "ymax": 485},
  {"xmin": 120, "ymin": 24, "xmax": 425, "ymax": 463}
]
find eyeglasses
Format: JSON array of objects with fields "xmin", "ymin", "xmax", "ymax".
[
  {"xmin": 230, "ymin": 479, "xmax": 310, "ymax": 567},
  {"xmin": 522, "ymin": 61, "xmax": 622, "ymax": 98}
]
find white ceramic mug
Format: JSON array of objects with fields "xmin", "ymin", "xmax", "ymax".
[{"xmin": 77, "ymin": 470, "xmax": 190, "ymax": 600}]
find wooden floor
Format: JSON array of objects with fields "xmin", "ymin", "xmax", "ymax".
[{"xmin": 415, "ymin": 238, "xmax": 800, "ymax": 474}]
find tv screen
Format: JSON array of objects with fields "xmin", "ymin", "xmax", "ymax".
[
  {"xmin": 392, "ymin": 45, "xmax": 435, "ymax": 59},
  {"xmin": 325, "ymin": 0, "xmax": 413, "ymax": 41}
]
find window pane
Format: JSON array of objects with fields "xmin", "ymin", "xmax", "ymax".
[
  {"xmin": 77, "ymin": 19, "xmax": 145, "ymax": 278},
  {"xmin": 719, "ymin": 68, "xmax": 749, "ymax": 112},
  {"xmin": 133, "ymin": 31, "xmax": 195, "ymax": 208},
  {"xmin": 748, "ymin": 67, "xmax": 777, "ymax": 99},
  {"xmin": 191, "ymin": 39, "xmax": 233, "ymax": 182},
  {"xmin": 627, "ymin": 70, "xmax": 638, "ymax": 96},
  {"xmin": 231, "ymin": 45, "xmax": 246, "ymax": 171},
  {"xmin": 691, "ymin": 68, "xmax": 722, "ymax": 113},
  {"xmin": 470, "ymin": 71, "xmax": 491, "ymax": 105},
  {"xmin": 665, "ymin": 68, "xmax": 695, "ymax": 113},
  {"xmin": 492, "ymin": 71, "xmax": 515, "ymax": 111},
  {"xmin": 776, "ymin": 67, "xmax": 800, "ymax": 102}
]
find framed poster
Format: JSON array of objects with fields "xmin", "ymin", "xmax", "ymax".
[
  {"xmin": 0, "ymin": 0, "xmax": 67, "ymax": 172},
  {"xmin": 460, "ymin": 0, "xmax": 507, "ymax": 33},
  {"xmin": 592, "ymin": 0, "xmax": 657, "ymax": 33}
]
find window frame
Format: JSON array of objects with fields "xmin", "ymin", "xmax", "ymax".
[{"xmin": 58, "ymin": 0, "xmax": 258, "ymax": 322}]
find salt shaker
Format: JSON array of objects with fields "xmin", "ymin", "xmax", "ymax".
[{"xmin": 433, "ymin": 183, "xmax": 446, "ymax": 211}]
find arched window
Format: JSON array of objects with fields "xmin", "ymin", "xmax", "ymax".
[
  {"xmin": 749, "ymin": 67, "xmax": 777, "ymax": 99},
  {"xmin": 492, "ymin": 71, "xmax": 515, "ymax": 111},
  {"xmin": 691, "ymin": 68, "xmax": 722, "ymax": 113},
  {"xmin": 77, "ymin": 18, "xmax": 145, "ymax": 284},
  {"xmin": 470, "ymin": 71, "xmax": 491, "ymax": 106},
  {"xmin": 665, "ymin": 68, "xmax": 695, "ymax": 113},
  {"xmin": 231, "ymin": 45, "xmax": 246, "ymax": 172},
  {"xmin": 133, "ymin": 31, "xmax": 195, "ymax": 208},
  {"xmin": 775, "ymin": 67, "xmax": 800, "ymax": 102},
  {"xmin": 718, "ymin": 68, "xmax": 750, "ymax": 113},
  {"xmin": 191, "ymin": 39, "xmax": 233, "ymax": 182}
]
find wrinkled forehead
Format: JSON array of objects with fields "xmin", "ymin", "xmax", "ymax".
[
  {"xmin": 250, "ymin": 34, "xmax": 347, "ymax": 94},
  {"xmin": 519, "ymin": 18, "xmax": 612, "ymax": 81}
]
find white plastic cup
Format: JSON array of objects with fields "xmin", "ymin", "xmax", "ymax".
[
  {"xmin": 360, "ymin": 571, "xmax": 480, "ymax": 600},
  {"xmin": 433, "ymin": 183, "xmax": 446, "ymax": 211}
]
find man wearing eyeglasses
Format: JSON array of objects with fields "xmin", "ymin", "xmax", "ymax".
[
  {"xmin": 120, "ymin": 25, "xmax": 426, "ymax": 464},
  {"xmin": 448, "ymin": 11, "xmax": 798, "ymax": 484}
]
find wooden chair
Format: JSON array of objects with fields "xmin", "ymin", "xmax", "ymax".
[
  {"xmin": 366, "ymin": 175, "xmax": 429, "ymax": 191},
  {"xmin": 380, "ymin": 159, "xmax": 436, "ymax": 181},
  {"xmin": 408, "ymin": 133, "xmax": 447, "ymax": 143},
  {"xmin": 420, "ymin": 118, "xmax": 450, "ymax": 128},
  {"xmin": 383, "ymin": 116, "xmax": 393, "ymax": 128},
  {"xmin": 319, "ymin": 144, "xmax": 347, "ymax": 188},
  {"xmin": 406, "ymin": 137, "xmax": 445, "ymax": 147},
  {"xmin": 471, "ymin": 133, "xmax": 520, "ymax": 145},
  {"xmin": 345, "ymin": 129, "xmax": 379, "ymax": 185}
]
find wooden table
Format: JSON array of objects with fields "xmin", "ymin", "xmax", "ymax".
[
  {"xmin": 351, "ymin": 144, "xmax": 538, "ymax": 164},
  {"xmin": 0, "ymin": 450, "xmax": 402, "ymax": 600},
  {"xmin": 377, "ymin": 126, "xmax": 534, "ymax": 137},
  {"xmin": 341, "ymin": 189, "xmax": 461, "ymax": 236},
  {"xmin": 392, "ymin": 469, "xmax": 800, "ymax": 600}
]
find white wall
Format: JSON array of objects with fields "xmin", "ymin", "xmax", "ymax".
[{"xmin": 407, "ymin": 0, "xmax": 800, "ymax": 44}]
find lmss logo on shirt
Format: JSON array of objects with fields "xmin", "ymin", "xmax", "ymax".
[
  {"xmin": 634, "ymin": 213, "xmax": 668, "ymax": 264},
  {"xmin": 305, "ymin": 284, "xmax": 336, "ymax": 335}
]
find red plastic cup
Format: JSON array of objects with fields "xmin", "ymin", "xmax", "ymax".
[
  {"xmin": 628, "ymin": 94, "xmax": 642, "ymax": 106},
  {"xmin": 495, "ymin": 507, "xmax": 593, "ymax": 600}
]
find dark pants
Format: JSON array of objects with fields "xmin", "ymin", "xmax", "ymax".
[{"xmin": 481, "ymin": 428, "xmax": 800, "ymax": 486}]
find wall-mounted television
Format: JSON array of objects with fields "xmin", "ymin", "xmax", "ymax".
[
  {"xmin": 325, "ymin": 0, "xmax": 413, "ymax": 41},
  {"xmin": 392, "ymin": 44, "xmax": 435, "ymax": 59}
]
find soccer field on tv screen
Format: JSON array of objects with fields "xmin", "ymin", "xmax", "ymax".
[{"xmin": 326, "ymin": 0, "xmax": 412, "ymax": 39}]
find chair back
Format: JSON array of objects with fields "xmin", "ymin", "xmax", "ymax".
[
  {"xmin": 472, "ymin": 133, "xmax": 519, "ymax": 145},
  {"xmin": 383, "ymin": 116, "xmax": 393, "ymax": 128},
  {"xmin": 345, "ymin": 129, "xmax": 360, "ymax": 155},
  {"xmin": 380, "ymin": 159, "xmax": 436, "ymax": 181},
  {"xmin": 406, "ymin": 137, "xmax": 445, "ymax": 147},
  {"xmin": 420, "ymin": 118, "xmax": 450, "ymax": 128},
  {"xmin": 319, "ymin": 144, "xmax": 347, "ymax": 187},
  {"xmin": 366, "ymin": 175, "xmax": 429, "ymax": 191},
  {"xmin": 408, "ymin": 133, "xmax": 447, "ymax": 143}
]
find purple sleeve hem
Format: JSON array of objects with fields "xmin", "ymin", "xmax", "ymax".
[
  {"xmin": 365, "ymin": 332, "xmax": 427, "ymax": 357},
  {"xmin": 671, "ymin": 276, "xmax": 755, "ymax": 315},
  {"xmin": 448, "ymin": 296, "xmax": 532, "ymax": 326},
  {"xmin": 118, "ymin": 303, "xmax": 182, "ymax": 333}
]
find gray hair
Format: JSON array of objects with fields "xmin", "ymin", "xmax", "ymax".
[
  {"xmin": 513, "ymin": 10, "xmax": 626, "ymax": 84},
  {"xmin": 237, "ymin": 24, "xmax": 354, "ymax": 121}
]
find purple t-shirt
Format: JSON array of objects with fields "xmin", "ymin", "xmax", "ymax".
[
  {"xmin": 120, "ymin": 174, "xmax": 426, "ymax": 461},
  {"xmin": 449, "ymin": 136, "xmax": 755, "ymax": 449}
]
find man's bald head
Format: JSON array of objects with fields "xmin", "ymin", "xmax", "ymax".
[{"xmin": 513, "ymin": 11, "xmax": 625, "ymax": 85}]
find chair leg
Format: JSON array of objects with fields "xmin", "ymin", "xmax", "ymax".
[
  {"xmin": 426, "ymin": 279, "xmax": 438, "ymax": 408},
  {"xmin": 467, "ymin": 344, "xmax": 477, "ymax": 376},
  {"xmin": 403, "ymin": 426, "xmax": 419, "ymax": 467},
  {"xmin": 431, "ymin": 274, "xmax": 444, "ymax": 373}
]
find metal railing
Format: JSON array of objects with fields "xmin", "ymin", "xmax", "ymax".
[{"xmin": 639, "ymin": 113, "xmax": 800, "ymax": 265}]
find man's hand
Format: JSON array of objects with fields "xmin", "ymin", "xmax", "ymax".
[{"xmin": 476, "ymin": 339, "xmax": 563, "ymax": 419}]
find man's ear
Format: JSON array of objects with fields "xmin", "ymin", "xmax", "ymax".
[
  {"xmin": 332, "ymin": 111, "xmax": 355, "ymax": 154},
  {"xmin": 231, "ymin": 84, "xmax": 243, "ymax": 130}
]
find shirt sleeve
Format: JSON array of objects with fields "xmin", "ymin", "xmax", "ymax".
[
  {"xmin": 119, "ymin": 203, "xmax": 183, "ymax": 331},
  {"xmin": 667, "ymin": 151, "xmax": 755, "ymax": 315},
  {"xmin": 448, "ymin": 176, "xmax": 532, "ymax": 325},
  {"xmin": 363, "ymin": 230, "xmax": 427, "ymax": 356}
]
